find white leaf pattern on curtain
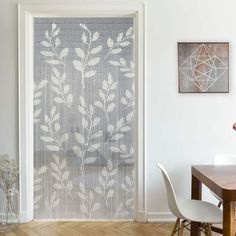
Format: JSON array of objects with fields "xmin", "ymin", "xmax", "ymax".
[{"xmin": 34, "ymin": 17, "xmax": 135, "ymax": 220}]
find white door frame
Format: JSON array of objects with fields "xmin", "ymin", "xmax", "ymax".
[{"xmin": 18, "ymin": 1, "xmax": 146, "ymax": 222}]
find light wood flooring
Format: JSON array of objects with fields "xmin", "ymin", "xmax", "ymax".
[{"xmin": 0, "ymin": 221, "xmax": 222, "ymax": 236}]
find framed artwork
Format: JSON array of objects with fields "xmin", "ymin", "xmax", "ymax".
[{"xmin": 178, "ymin": 42, "xmax": 229, "ymax": 93}]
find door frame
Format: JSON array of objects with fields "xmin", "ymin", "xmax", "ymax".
[{"xmin": 18, "ymin": 1, "xmax": 146, "ymax": 222}]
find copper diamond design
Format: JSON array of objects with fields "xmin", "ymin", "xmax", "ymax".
[{"xmin": 179, "ymin": 44, "xmax": 228, "ymax": 92}]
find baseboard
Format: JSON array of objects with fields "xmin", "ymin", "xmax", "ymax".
[
  {"xmin": 134, "ymin": 211, "xmax": 147, "ymax": 222},
  {"xmin": 147, "ymin": 211, "xmax": 176, "ymax": 222},
  {"xmin": 19, "ymin": 211, "xmax": 32, "ymax": 223}
]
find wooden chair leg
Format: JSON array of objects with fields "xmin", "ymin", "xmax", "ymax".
[
  {"xmin": 179, "ymin": 221, "xmax": 184, "ymax": 236},
  {"xmin": 171, "ymin": 218, "xmax": 180, "ymax": 236},
  {"xmin": 206, "ymin": 223, "xmax": 212, "ymax": 236}
]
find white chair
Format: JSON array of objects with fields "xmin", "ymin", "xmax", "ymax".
[
  {"xmin": 157, "ymin": 164, "xmax": 222, "ymax": 235},
  {"xmin": 212, "ymin": 154, "xmax": 236, "ymax": 208}
]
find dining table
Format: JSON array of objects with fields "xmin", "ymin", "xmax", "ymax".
[{"xmin": 191, "ymin": 165, "xmax": 236, "ymax": 236}]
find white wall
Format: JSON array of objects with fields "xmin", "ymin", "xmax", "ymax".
[
  {"xmin": 1, "ymin": 0, "xmax": 236, "ymax": 221},
  {"xmin": 146, "ymin": 0, "xmax": 236, "ymax": 221}
]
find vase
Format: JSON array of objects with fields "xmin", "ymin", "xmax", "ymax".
[{"xmin": 0, "ymin": 188, "xmax": 19, "ymax": 233}]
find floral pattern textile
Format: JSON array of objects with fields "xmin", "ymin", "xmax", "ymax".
[{"xmin": 34, "ymin": 18, "xmax": 135, "ymax": 220}]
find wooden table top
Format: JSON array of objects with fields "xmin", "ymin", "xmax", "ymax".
[{"xmin": 192, "ymin": 165, "xmax": 236, "ymax": 201}]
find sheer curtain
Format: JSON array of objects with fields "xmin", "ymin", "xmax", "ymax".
[{"xmin": 33, "ymin": 17, "xmax": 135, "ymax": 220}]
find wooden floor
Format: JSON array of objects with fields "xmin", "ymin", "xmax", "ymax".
[{"xmin": 0, "ymin": 221, "xmax": 222, "ymax": 236}]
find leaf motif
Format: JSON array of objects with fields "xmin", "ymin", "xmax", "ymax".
[
  {"xmin": 52, "ymin": 28, "xmax": 60, "ymax": 37},
  {"xmin": 52, "ymin": 172, "xmax": 61, "ymax": 181},
  {"xmin": 107, "ymin": 38, "xmax": 113, "ymax": 47},
  {"xmin": 109, "ymin": 60, "xmax": 120, "ymax": 66},
  {"xmin": 84, "ymin": 157, "xmax": 97, "ymax": 164},
  {"xmin": 41, "ymin": 41, "xmax": 51, "ymax": 47},
  {"xmin": 34, "ymin": 100, "xmax": 40, "ymax": 106},
  {"xmin": 121, "ymin": 97, "xmax": 128, "ymax": 105},
  {"xmin": 78, "ymin": 192, "xmax": 86, "ymax": 201},
  {"xmin": 99, "ymin": 90, "xmax": 105, "ymax": 100},
  {"xmin": 120, "ymin": 41, "xmax": 130, "ymax": 47},
  {"xmin": 82, "ymin": 117, "xmax": 88, "ymax": 128},
  {"xmin": 107, "ymin": 94, "xmax": 115, "ymax": 101},
  {"xmin": 90, "ymin": 131, "xmax": 103, "ymax": 139},
  {"xmin": 94, "ymin": 101, "xmax": 103, "ymax": 108},
  {"xmin": 51, "ymin": 162, "xmax": 60, "ymax": 172},
  {"xmin": 62, "ymin": 171, "xmax": 70, "ymax": 181},
  {"xmin": 92, "ymin": 32, "xmax": 99, "ymax": 41},
  {"xmin": 107, "ymin": 103, "xmax": 115, "ymax": 112},
  {"xmin": 126, "ymin": 27, "xmax": 133, "ymax": 37},
  {"xmin": 60, "ymin": 48, "xmax": 69, "ymax": 58},
  {"xmin": 84, "ymin": 71, "xmax": 96, "ymax": 78},
  {"xmin": 88, "ymin": 57, "xmax": 100, "ymax": 66},
  {"xmin": 51, "ymin": 86, "xmax": 61, "ymax": 95},
  {"xmin": 52, "ymin": 76, "xmax": 60, "ymax": 86},
  {"xmin": 111, "ymin": 133, "xmax": 124, "ymax": 141},
  {"xmin": 82, "ymin": 32, "xmax": 87, "ymax": 44},
  {"xmin": 107, "ymin": 179, "xmax": 115, "ymax": 187},
  {"xmin": 52, "ymin": 199, "xmax": 60, "ymax": 208},
  {"xmin": 111, "ymin": 48, "xmax": 122, "ymax": 54},
  {"xmin": 117, "ymin": 118, "xmax": 124, "ymax": 128},
  {"xmin": 37, "ymin": 166, "xmax": 47, "ymax": 175},
  {"xmin": 47, "ymin": 145, "xmax": 60, "ymax": 151},
  {"xmin": 102, "ymin": 80, "xmax": 108, "ymax": 90},
  {"xmin": 54, "ymin": 123, "xmax": 60, "ymax": 132},
  {"xmin": 63, "ymin": 85, "xmax": 70, "ymax": 94},
  {"xmin": 40, "ymin": 125, "xmax": 49, "ymax": 132},
  {"xmin": 37, "ymin": 80, "xmax": 48, "ymax": 89},
  {"xmin": 126, "ymin": 112, "xmax": 134, "ymax": 121},
  {"xmin": 40, "ymin": 136, "xmax": 54, "ymax": 142},
  {"xmin": 120, "ymin": 126, "xmax": 131, "ymax": 132},
  {"xmin": 54, "ymin": 97, "xmax": 63, "ymax": 103},
  {"xmin": 78, "ymin": 105, "xmax": 86, "ymax": 115},
  {"xmin": 55, "ymin": 38, "xmax": 61, "ymax": 47},
  {"xmin": 90, "ymin": 45, "xmax": 103, "ymax": 54},
  {"xmin": 67, "ymin": 181, "xmax": 73, "ymax": 191},
  {"xmin": 75, "ymin": 48, "xmax": 85, "ymax": 58},
  {"xmin": 53, "ymin": 183, "xmax": 63, "ymax": 189},
  {"xmin": 95, "ymin": 187, "xmax": 103, "ymax": 194},
  {"xmin": 40, "ymin": 51, "xmax": 54, "ymax": 57},
  {"xmin": 60, "ymin": 133, "xmax": 69, "ymax": 143},
  {"xmin": 73, "ymin": 145, "xmax": 83, "ymax": 157},
  {"xmin": 117, "ymin": 32, "xmax": 123, "ymax": 42},
  {"xmin": 73, "ymin": 60, "xmax": 83, "ymax": 72},
  {"xmin": 46, "ymin": 60, "xmax": 60, "ymax": 65},
  {"xmin": 107, "ymin": 189, "xmax": 114, "ymax": 199},
  {"xmin": 34, "ymin": 91, "xmax": 42, "ymax": 98},
  {"xmin": 107, "ymin": 124, "xmax": 114, "ymax": 133},
  {"xmin": 67, "ymin": 94, "xmax": 73, "ymax": 104},
  {"xmin": 124, "ymin": 72, "xmax": 135, "ymax": 78},
  {"xmin": 110, "ymin": 147, "xmax": 120, "ymax": 152},
  {"xmin": 93, "ymin": 117, "xmax": 100, "ymax": 127},
  {"xmin": 75, "ymin": 133, "xmax": 85, "ymax": 144}
]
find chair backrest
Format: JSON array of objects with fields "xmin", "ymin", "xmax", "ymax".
[
  {"xmin": 157, "ymin": 164, "xmax": 183, "ymax": 218},
  {"xmin": 214, "ymin": 154, "xmax": 236, "ymax": 165}
]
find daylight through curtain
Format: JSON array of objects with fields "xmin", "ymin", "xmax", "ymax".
[{"xmin": 33, "ymin": 17, "xmax": 135, "ymax": 220}]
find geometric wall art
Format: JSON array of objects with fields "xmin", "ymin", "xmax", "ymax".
[{"xmin": 178, "ymin": 42, "xmax": 229, "ymax": 93}]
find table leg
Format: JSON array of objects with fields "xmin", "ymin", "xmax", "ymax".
[
  {"xmin": 190, "ymin": 175, "xmax": 202, "ymax": 236},
  {"xmin": 223, "ymin": 201, "xmax": 235, "ymax": 236}
]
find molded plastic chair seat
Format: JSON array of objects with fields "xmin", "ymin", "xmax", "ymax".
[
  {"xmin": 157, "ymin": 163, "xmax": 222, "ymax": 235},
  {"xmin": 176, "ymin": 197, "xmax": 222, "ymax": 223}
]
